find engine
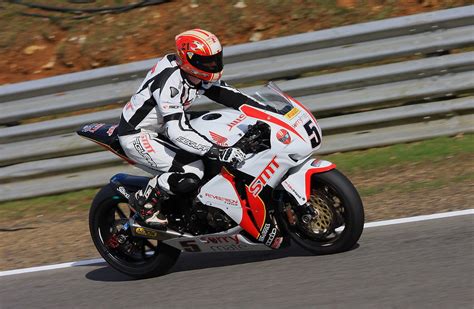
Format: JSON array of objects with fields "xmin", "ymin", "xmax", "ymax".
[{"xmin": 164, "ymin": 198, "xmax": 236, "ymax": 236}]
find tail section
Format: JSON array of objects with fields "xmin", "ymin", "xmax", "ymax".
[{"xmin": 77, "ymin": 123, "xmax": 135, "ymax": 165}]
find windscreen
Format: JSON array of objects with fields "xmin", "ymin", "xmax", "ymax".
[{"xmin": 252, "ymin": 86, "xmax": 294, "ymax": 115}]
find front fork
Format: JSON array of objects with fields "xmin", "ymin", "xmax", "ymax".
[{"xmin": 275, "ymin": 191, "xmax": 316, "ymax": 228}]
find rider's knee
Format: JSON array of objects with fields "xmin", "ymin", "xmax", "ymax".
[
  {"xmin": 168, "ymin": 173, "xmax": 201, "ymax": 194},
  {"xmin": 184, "ymin": 160, "xmax": 205, "ymax": 179}
]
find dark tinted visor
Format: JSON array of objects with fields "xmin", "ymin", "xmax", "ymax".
[{"xmin": 187, "ymin": 51, "xmax": 223, "ymax": 73}]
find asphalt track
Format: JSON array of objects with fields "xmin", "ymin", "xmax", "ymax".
[{"xmin": 1, "ymin": 214, "xmax": 473, "ymax": 308}]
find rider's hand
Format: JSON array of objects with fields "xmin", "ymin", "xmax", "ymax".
[
  {"xmin": 207, "ymin": 146, "xmax": 245, "ymax": 164},
  {"xmin": 219, "ymin": 147, "xmax": 245, "ymax": 164}
]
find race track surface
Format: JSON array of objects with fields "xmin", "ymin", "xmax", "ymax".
[{"xmin": 1, "ymin": 215, "xmax": 473, "ymax": 308}]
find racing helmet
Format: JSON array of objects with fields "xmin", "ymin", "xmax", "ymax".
[{"xmin": 175, "ymin": 29, "xmax": 223, "ymax": 83}]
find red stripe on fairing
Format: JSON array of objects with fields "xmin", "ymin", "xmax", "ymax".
[
  {"xmin": 245, "ymin": 186, "xmax": 266, "ymax": 231},
  {"xmin": 221, "ymin": 168, "xmax": 260, "ymax": 239},
  {"xmin": 304, "ymin": 164, "xmax": 336, "ymax": 199},
  {"xmin": 240, "ymin": 105, "xmax": 305, "ymax": 141}
]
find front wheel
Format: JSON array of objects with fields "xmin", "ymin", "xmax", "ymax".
[
  {"xmin": 89, "ymin": 184, "xmax": 181, "ymax": 279},
  {"xmin": 283, "ymin": 169, "xmax": 364, "ymax": 254}
]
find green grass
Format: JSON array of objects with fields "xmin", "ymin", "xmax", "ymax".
[
  {"xmin": 358, "ymin": 172, "xmax": 474, "ymax": 197},
  {"xmin": 0, "ymin": 188, "xmax": 98, "ymax": 221},
  {"xmin": 322, "ymin": 135, "xmax": 473, "ymax": 174},
  {"xmin": 0, "ymin": 135, "xmax": 472, "ymax": 220}
]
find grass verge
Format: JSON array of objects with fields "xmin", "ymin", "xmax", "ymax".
[
  {"xmin": 322, "ymin": 134, "xmax": 473, "ymax": 173},
  {"xmin": 0, "ymin": 134, "xmax": 472, "ymax": 222}
]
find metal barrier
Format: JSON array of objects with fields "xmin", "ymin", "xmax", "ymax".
[{"xmin": 0, "ymin": 6, "xmax": 473, "ymax": 202}]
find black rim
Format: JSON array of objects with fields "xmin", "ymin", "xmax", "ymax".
[{"xmin": 95, "ymin": 198, "xmax": 159, "ymax": 267}]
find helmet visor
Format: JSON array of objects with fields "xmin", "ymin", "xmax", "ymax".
[{"xmin": 187, "ymin": 51, "xmax": 223, "ymax": 73}]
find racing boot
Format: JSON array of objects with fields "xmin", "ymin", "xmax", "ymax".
[{"xmin": 128, "ymin": 177, "xmax": 169, "ymax": 228}]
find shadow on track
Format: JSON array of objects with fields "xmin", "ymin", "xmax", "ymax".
[{"xmin": 85, "ymin": 244, "xmax": 314, "ymax": 282}]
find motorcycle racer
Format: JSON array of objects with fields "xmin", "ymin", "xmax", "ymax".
[{"xmin": 118, "ymin": 29, "xmax": 264, "ymax": 227}]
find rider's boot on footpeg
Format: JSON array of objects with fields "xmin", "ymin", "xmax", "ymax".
[{"xmin": 129, "ymin": 177, "xmax": 168, "ymax": 228}]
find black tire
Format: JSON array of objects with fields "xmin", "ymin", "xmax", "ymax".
[
  {"xmin": 283, "ymin": 169, "xmax": 364, "ymax": 255},
  {"xmin": 89, "ymin": 184, "xmax": 181, "ymax": 279}
]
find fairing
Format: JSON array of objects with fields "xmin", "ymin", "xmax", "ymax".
[
  {"xmin": 282, "ymin": 159, "xmax": 336, "ymax": 205},
  {"xmin": 189, "ymin": 110, "xmax": 256, "ymax": 147},
  {"xmin": 83, "ymin": 83, "xmax": 326, "ymax": 251}
]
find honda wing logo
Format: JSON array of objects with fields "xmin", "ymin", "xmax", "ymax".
[{"xmin": 209, "ymin": 131, "xmax": 229, "ymax": 146}]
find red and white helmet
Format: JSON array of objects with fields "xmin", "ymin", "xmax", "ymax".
[{"xmin": 175, "ymin": 29, "xmax": 223, "ymax": 83}]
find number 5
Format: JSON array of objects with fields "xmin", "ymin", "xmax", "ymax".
[
  {"xmin": 179, "ymin": 240, "xmax": 201, "ymax": 252},
  {"xmin": 303, "ymin": 121, "xmax": 321, "ymax": 149}
]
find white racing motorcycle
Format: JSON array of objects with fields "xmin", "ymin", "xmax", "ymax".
[{"xmin": 77, "ymin": 82, "xmax": 364, "ymax": 279}]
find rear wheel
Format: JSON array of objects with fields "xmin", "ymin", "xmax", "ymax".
[
  {"xmin": 283, "ymin": 169, "xmax": 364, "ymax": 254},
  {"xmin": 89, "ymin": 184, "xmax": 180, "ymax": 279}
]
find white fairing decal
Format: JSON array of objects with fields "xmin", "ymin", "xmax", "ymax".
[
  {"xmin": 197, "ymin": 174, "xmax": 243, "ymax": 224},
  {"xmin": 282, "ymin": 159, "xmax": 335, "ymax": 205}
]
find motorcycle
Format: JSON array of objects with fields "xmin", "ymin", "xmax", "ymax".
[{"xmin": 77, "ymin": 82, "xmax": 364, "ymax": 279}]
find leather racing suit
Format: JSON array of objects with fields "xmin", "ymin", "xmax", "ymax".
[{"xmin": 118, "ymin": 54, "xmax": 262, "ymax": 194}]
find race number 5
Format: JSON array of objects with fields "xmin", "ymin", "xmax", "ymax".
[
  {"xmin": 303, "ymin": 121, "xmax": 321, "ymax": 149},
  {"xmin": 179, "ymin": 240, "xmax": 201, "ymax": 252}
]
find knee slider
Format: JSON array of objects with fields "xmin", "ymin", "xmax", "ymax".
[{"xmin": 168, "ymin": 173, "xmax": 201, "ymax": 194}]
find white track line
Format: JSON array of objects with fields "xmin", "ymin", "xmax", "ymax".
[
  {"xmin": 1, "ymin": 209, "xmax": 473, "ymax": 277},
  {"xmin": 364, "ymin": 209, "xmax": 473, "ymax": 228}
]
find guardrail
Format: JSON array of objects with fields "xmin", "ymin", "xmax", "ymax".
[{"xmin": 0, "ymin": 6, "xmax": 473, "ymax": 202}]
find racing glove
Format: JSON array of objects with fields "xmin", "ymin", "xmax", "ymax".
[{"xmin": 207, "ymin": 146, "xmax": 245, "ymax": 164}]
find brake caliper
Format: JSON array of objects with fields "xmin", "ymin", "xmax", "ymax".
[{"xmin": 106, "ymin": 234, "xmax": 120, "ymax": 249}]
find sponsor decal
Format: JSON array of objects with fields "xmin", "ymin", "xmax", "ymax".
[
  {"xmin": 200, "ymin": 235, "xmax": 240, "ymax": 245},
  {"xmin": 227, "ymin": 114, "xmax": 247, "ymax": 131},
  {"xmin": 106, "ymin": 125, "xmax": 118, "ymax": 137},
  {"xmin": 82, "ymin": 123, "xmax": 105, "ymax": 133},
  {"xmin": 271, "ymin": 237, "xmax": 283, "ymax": 249},
  {"xmin": 140, "ymin": 134, "xmax": 155, "ymax": 153},
  {"xmin": 284, "ymin": 107, "xmax": 300, "ymax": 120},
  {"xmin": 181, "ymin": 237, "xmax": 247, "ymax": 252},
  {"xmin": 176, "ymin": 136, "xmax": 211, "ymax": 152},
  {"xmin": 276, "ymin": 129, "xmax": 291, "ymax": 145},
  {"xmin": 209, "ymin": 131, "xmax": 228, "ymax": 146},
  {"xmin": 208, "ymin": 244, "xmax": 248, "ymax": 252},
  {"xmin": 161, "ymin": 103, "xmax": 181, "ymax": 110},
  {"xmin": 291, "ymin": 113, "xmax": 309, "ymax": 129},
  {"xmin": 249, "ymin": 156, "xmax": 280, "ymax": 196},
  {"xmin": 258, "ymin": 223, "xmax": 271, "ymax": 242},
  {"xmin": 284, "ymin": 182, "xmax": 303, "ymax": 200},
  {"xmin": 204, "ymin": 192, "xmax": 238, "ymax": 206},
  {"xmin": 170, "ymin": 86, "xmax": 179, "ymax": 98},
  {"xmin": 265, "ymin": 227, "xmax": 278, "ymax": 246},
  {"xmin": 133, "ymin": 138, "xmax": 159, "ymax": 168},
  {"xmin": 134, "ymin": 227, "xmax": 159, "ymax": 238},
  {"xmin": 116, "ymin": 186, "xmax": 130, "ymax": 199}
]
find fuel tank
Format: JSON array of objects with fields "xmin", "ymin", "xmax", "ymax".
[{"xmin": 189, "ymin": 110, "xmax": 257, "ymax": 147}]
